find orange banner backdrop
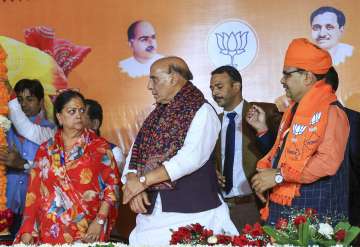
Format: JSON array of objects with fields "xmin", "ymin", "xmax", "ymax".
[
  {"xmin": 1, "ymin": 0, "xmax": 359, "ymax": 152},
  {"xmin": 1, "ymin": 0, "xmax": 359, "ymax": 239}
]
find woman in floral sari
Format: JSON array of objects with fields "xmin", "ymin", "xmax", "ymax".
[{"xmin": 14, "ymin": 90, "xmax": 120, "ymax": 244}]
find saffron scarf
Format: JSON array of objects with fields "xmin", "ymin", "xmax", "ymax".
[
  {"xmin": 257, "ymin": 80, "xmax": 337, "ymax": 220},
  {"xmin": 129, "ymin": 82, "xmax": 205, "ymax": 190}
]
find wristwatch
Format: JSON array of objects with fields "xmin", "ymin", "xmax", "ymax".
[
  {"xmin": 139, "ymin": 175, "xmax": 146, "ymax": 185},
  {"xmin": 96, "ymin": 217, "xmax": 105, "ymax": 225},
  {"xmin": 95, "ymin": 214, "xmax": 106, "ymax": 225},
  {"xmin": 275, "ymin": 169, "xmax": 284, "ymax": 184},
  {"xmin": 24, "ymin": 161, "xmax": 34, "ymax": 170},
  {"xmin": 23, "ymin": 163, "xmax": 30, "ymax": 170}
]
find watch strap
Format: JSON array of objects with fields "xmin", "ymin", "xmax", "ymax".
[{"xmin": 95, "ymin": 213, "xmax": 107, "ymax": 225}]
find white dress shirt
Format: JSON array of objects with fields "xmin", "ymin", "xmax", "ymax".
[
  {"xmin": 122, "ymin": 103, "xmax": 238, "ymax": 246},
  {"xmin": 221, "ymin": 101, "xmax": 252, "ymax": 198},
  {"xmin": 8, "ymin": 98, "xmax": 56, "ymax": 145}
]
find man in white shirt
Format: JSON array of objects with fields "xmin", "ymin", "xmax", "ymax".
[
  {"xmin": 210, "ymin": 65, "xmax": 281, "ymax": 230},
  {"xmin": 122, "ymin": 56, "xmax": 237, "ymax": 246},
  {"xmin": 118, "ymin": 20, "xmax": 164, "ymax": 78},
  {"xmin": 8, "ymin": 97, "xmax": 55, "ymax": 146},
  {"xmin": 310, "ymin": 6, "xmax": 353, "ymax": 65}
]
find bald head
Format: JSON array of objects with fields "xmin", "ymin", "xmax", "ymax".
[
  {"xmin": 151, "ymin": 56, "xmax": 193, "ymax": 81},
  {"xmin": 148, "ymin": 56, "xmax": 193, "ymax": 104}
]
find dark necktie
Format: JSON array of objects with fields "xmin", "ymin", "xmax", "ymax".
[{"xmin": 223, "ymin": 112, "xmax": 237, "ymax": 194}]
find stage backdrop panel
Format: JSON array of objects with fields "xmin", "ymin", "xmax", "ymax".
[{"xmin": 1, "ymin": 0, "xmax": 359, "ymax": 239}]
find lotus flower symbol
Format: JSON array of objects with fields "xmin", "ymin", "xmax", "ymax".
[
  {"xmin": 310, "ymin": 112, "xmax": 321, "ymax": 125},
  {"xmin": 292, "ymin": 124, "xmax": 307, "ymax": 135},
  {"xmin": 215, "ymin": 31, "xmax": 248, "ymax": 67}
]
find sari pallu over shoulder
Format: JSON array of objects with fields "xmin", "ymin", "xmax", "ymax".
[{"xmin": 14, "ymin": 129, "xmax": 120, "ymax": 244}]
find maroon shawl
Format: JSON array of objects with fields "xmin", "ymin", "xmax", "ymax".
[{"xmin": 129, "ymin": 82, "xmax": 205, "ymax": 190}]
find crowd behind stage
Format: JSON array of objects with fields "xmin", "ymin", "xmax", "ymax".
[{"xmin": 1, "ymin": 6, "xmax": 360, "ymax": 246}]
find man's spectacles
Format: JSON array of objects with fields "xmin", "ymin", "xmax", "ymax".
[{"xmin": 282, "ymin": 69, "xmax": 306, "ymax": 79}]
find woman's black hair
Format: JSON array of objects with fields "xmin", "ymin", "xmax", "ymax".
[{"xmin": 53, "ymin": 90, "xmax": 85, "ymax": 127}]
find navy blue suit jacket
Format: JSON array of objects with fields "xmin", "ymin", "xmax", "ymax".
[{"xmin": 346, "ymin": 108, "xmax": 360, "ymax": 225}]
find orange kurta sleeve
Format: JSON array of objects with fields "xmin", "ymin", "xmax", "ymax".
[{"xmin": 282, "ymin": 105, "xmax": 349, "ymax": 184}]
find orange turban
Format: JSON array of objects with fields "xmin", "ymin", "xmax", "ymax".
[{"xmin": 284, "ymin": 38, "xmax": 332, "ymax": 75}]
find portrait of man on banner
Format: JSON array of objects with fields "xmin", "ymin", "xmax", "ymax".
[
  {"xmin": 310, "ymin": 6, "xmax": 354, "ymax": 65},
  {"xmin": 118, "ymin": 20, "xmax": 164, "ymax": 78}
]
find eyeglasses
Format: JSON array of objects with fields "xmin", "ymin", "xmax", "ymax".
[{"xmin": 282, "ymin": 69, "xmax": 306, "ymax": 80}]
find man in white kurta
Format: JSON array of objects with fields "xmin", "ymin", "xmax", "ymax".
[
  {"xmin": 122, "ymin": 56, "xmax": 237, "ymax": 246},
  {"xmin": 8, "ymin": 97, "xmax": 55, "ymax": 145}
]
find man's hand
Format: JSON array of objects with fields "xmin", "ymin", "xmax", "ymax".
[
  {"xmin": 122, "ymin": 174, "xmax": 147, "ymax": 205},
  {"xmin": 275, "ymin": 95, "xmax": 290, "ymax": 113},
  {"xmin": 83, "ymin": 220, "xmax": 102, "ymax": 243},
  {"xmin": 255, "ymin": 192, "xmax": 267, "ymax": 203},
  {"xmin": 7, "ymin": 149, "xmax": 26, "ymax": 169},
  {"xmin": 216, "ymin": 170, "xmax": 226, "ymax": 188},
  {"xmin": 20, "ymin": 233, "xmax": 34, "ymax": 244},
  {"xmin": 0, "ymin": 145, "xmax": 26, "ymax": 169},
  {"xmin": 129, "ymin": 191, "xmax": 150, "ymax": 214},
  {"xmin": 251, "ymin": 168, "xmax": 278, "ymax": 194},
  {"xmin": 0, "ymin": 145, "xmax": 7, "ymax": 164},
  {"xmin": 246, "ymin": 105, "xmax": 268, "ymax": 134}
]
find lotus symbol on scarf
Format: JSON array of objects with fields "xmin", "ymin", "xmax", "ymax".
[
  {"xmin": 215, "ymin": 31, "xmax": 248, "ymax": 67},
  {"xmin": 292, "ymin": 124, "xmax": 307, "ymax": 135},
  {"xmin": 310, "ymin": 112, "xmax": 321, "ymax": 125}
]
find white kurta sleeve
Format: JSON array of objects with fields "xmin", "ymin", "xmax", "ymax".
[
  {"xmin": 163, "ymin": 103, "xmax": 220, "ymax": 181},
  {"xmin": 8, "ymin": 98, "xmax": 56, "ymax": 145},
  {"xmin": 111, "ymin": 146, "xmax": 124, "ymax": 169},
  {"xmin": 121, "ymin": 143, "xmax": 137, "ymax": 184}
]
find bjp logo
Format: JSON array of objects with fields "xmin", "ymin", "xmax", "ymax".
[
  {"xmin": 215, "ymin": 31, "xmax": 248, "ymax": 67},
  {"xmin": 208, "ymin": 20, "xmax": 258, "ymax": 71}
]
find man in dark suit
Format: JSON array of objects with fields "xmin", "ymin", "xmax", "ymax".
[
  {"xmin": 346, "ymin": 107, "xmax": 360, "ymax": 225},
  {"xmin": 324, "ymin": 67, "xmax": 360, "ymax": 227},
  {"xmin": 210, "ymin": 65, "xmax": 281, "ymax": 230}
]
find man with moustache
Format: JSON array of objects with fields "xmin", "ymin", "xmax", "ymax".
[
  {"xmin": 210, "ymin": 65, "xmax": 281, "ymax": 230},
  {"xmin": 311, "ymin": 6, "xmax": 353, "ymax": 65},
  {"xmin": 118, "ymin": 20, "xmax": 164, "ymax": 78},
  {"xmin": 121, "ymin": 57, "xmax": 237, "ymax": 246},
  {"xmin": 252, "ymin": 38, "xmax": 350, "ymax": 224}
]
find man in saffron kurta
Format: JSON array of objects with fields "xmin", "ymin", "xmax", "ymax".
[
  {"xmin": 251, "ymin": 38, "xmax": 350, "ymax": 224},
  {"xmin": 122, "ymin": 56, "xmax": 237, "ymax": 246}
]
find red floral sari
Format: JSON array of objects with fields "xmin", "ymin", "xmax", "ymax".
[{"xmin": 14, "ymin": 129, "xmax": 120, "ymax": 244}]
